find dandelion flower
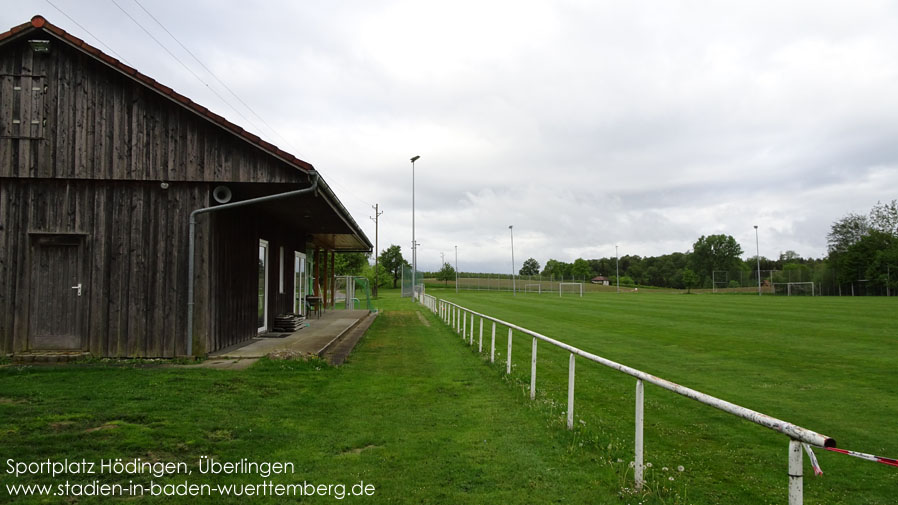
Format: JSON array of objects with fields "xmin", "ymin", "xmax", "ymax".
[
  {"xmin": 646, "ymin": 462, "xmax": 653, "ymax": 468},
  {"xmin": 668, "ymin": 476, "xmax": 674, "ymax": 481},
  {"xmin": 677, "ymin": 465, "xmax": 685, "ymax": 472},
  {"xmin": 662, "ymin": 467, "xmax": 668, "ymax": 471}
]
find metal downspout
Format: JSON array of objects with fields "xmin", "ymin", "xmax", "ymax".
[{"xmin": 186, "ymin": 174, "xmax": 319, "ymax": 356}]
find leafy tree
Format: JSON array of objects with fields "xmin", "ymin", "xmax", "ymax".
[
  {"xmin": 827, "ymin": 213, "xmax": 869, "ymax": 254},
  {"xmin": 436, "ymin": 262, "xmax": 456, "ymax": 286},
  {"xmin": 835, "ymin": 230, "xmax": 897, "ymax": 288},
  {"xmin": 691, "ymin": 234, "xmax": 744, "ymax": 285},
  {"xmin": 541, "ymin": 259, "xmax": 571, "ymax": 279},
  {"xmin": 681, "ymin": 268, "xmax": 699, "ymax": 293},
  {"xmin": 519, "ymin": 257, "xmax": 540, "ymax": 276},
  {"xmin": 870, "ymin": 199, "xmax": 898, "ymax": 236},
  {"xmin": 378, "ymin": 245, "xmax": 409, "ymax": 288},
  {"xmin": 779, "ymin": 250, "xmax": 801, "ymax": 262},
  {"xmin": 570, "ymin": 258, "xmax": 592, "ymax": 279},
  {"xmin": 333, "ymin": 252, "xmax": 369, "ymax": 276}
]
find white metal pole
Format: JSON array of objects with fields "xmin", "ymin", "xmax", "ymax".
[
  {"xmin": 567, "ymin": 353, "xmax": 575, "ymax": 430},
  {"xmin": 530, "ymin": 337, "xmax": 537, "ymax": 400},
  {"xmin": 490, "ymin": 322, "xmax": 496, "ymax": 363},
  {"xmin": 635, "ymin": 379, "xmax": 644, "ymax": 490},
  {"xmin": 755, "ymin": 225, "xmax": 762, "ymax": 296},
  {"xmin": 506, "ymin": 328, "xmax": 513, "ymax": 374},
  {"xmin": 463, "ymin": 311, "xmax": 467, "ymax": 341},
  {"xmin": 455, "ymin": 245, "xmax": 458, "ymax": 294},
  {"xmin": 411, "ymin": 156, "xmax": 419, "ymax": 298},
  {"xmin": 469, "ymin": 312, "xmax": 474, "ymax": 346},
  {"xmin": 509, "ymin": 225, "xmax": 516, "ymax": 296},
  {"xmin": 788, "ymin": 439, "xmax": 803, "ymax": 505},
  {"xmin": 479, "ymin": 318, "xmax": 483, "ymax": 352},
  {"xmin": 616, "ymin": 245, "xmax": 620, "ymax": 294}
]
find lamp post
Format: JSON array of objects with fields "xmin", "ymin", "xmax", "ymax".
[
  {"xmin": 410, "ymin": 155, "xmax": 420, "ymax": 298},
  {"xmin": 509, "ymin": 225, "xmax": 516, "ymax": 296},
  {"xmin": 754, "ymin": 225, "xmax": 761, "ymax": 296},
  {"xmin": 454, "ymin": 245, "xmax": 458, "ymax": 294},
  {"xmin": 616, "ymin": 245, "xmax": 620, "ymax": 294}
]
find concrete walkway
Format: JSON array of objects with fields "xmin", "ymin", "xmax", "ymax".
[{"xmin": 211, "ymin": 310, "xmax": 371, "ymax": 359}]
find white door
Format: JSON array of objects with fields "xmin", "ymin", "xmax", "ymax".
[
  {"xmin": 294, "ymin": 252, "xmax": 307, "ymax": 316},
  {"xmin": 258, "ymin": 239, "xmax": 269, "ymax": 332}
]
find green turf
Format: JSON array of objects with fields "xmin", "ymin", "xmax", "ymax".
[
  {"xmin": 429, "ymin": 287, "xmax": 898, "ymax": 504},
  {"xmin": 1, "ymin": 290, "xmax": 894, "ymax": 504},
  {"xmin": 0, "ymin": 292, "xmax": 624, "ymax": 504}
]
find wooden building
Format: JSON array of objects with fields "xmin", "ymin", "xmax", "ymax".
[{"xmin": 0, "ymin": 16, "xmax": 372, "ymax": 358}]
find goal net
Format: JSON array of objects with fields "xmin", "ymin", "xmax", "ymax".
[
  {"xmin": 712, "ymin": 271, "xmax": 729, "ymax": 293},
  {"xmin": 559, "ymin": 282, "xmax": 583, "ymax": 297},
  {"xmin": 773, "ymin": 282, "xmax": 815, "ymax": 296},
  {"xmin": 524, "ymin": 284, "xmax": 542, "ymax": 294}
]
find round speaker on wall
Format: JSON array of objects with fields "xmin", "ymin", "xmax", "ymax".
[{"xmin": 212, "ymin": 185, "xmax": 232, "ymax": 204}]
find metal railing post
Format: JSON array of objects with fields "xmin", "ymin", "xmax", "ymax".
[
  {"xmin": 463, "ymin": 311, "xmax": 467, "ymax": 341},
  {"xmin": 506, "ymin": 328, "xmax": 513, "ymax": 374},
  {"xmin": 479, "ymin": 318, "xmax": 483, "ymax": 352},
  {"xmin": 469, "ymin": 311, "xmax": 474, "ymax": 346},
  {"xmin": 567, "ymin": 353, "xmax": 575, "ymax": 430},
  {"xmin": 789, "ymin": 439, "xmax": 803, "ymax": 505},
  {"xmin": 490, "ymin": 322, "xmax": 496, "ymax": 363},
  {"xmin": 635, "ymin": 379, "xmax": 645, "ymax": 490},
  {"xmin": 530, "ymin": 337, "xmax": 537, "ymax": 400}
]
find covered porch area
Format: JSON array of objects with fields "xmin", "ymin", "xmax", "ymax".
[{"xmin": 207, "ymin": 309, "xmax": 375, "ymax": 363}]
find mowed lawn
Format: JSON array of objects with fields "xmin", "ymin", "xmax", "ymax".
[
  {"xmin": 430, "ymin": 287, "xmax": 898, "ymax": 504},
  {"xmin": 1, "ymin": 292, "xmax": 621, "ymax": 505}
]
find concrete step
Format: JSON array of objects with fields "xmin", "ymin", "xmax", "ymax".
[{"xmin": 321, "ymin": 311, "xmax": 378, "ymax": 365}]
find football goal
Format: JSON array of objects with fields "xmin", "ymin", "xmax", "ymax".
[
  {"xmin": 525, "ymin": 284, "xmax": 542, "ymax": 294},
  {"xmin": 712, "ymin": 270, "xmax": 729, "ymax": 293},
  {"xmin": 559, "ymin": 282, "xmax": 583, "ymax": 297},
  {"xmin": 773, "ymin": 282, "xmax": 815, "ymax": 296}
]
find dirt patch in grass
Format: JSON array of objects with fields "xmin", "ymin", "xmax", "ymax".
[
  {"xmin": 0, "ymin": 397, "xmax": 25, "ymax": 405},
  {"xmin": 417, "ymin": 312, "xmax": 431, "ymax": 327},
  {"xmin": 341, "ymin": 444, "xmax": 381, "ymax": 455},
  {"xmin": 84, "ymin": 424, "xmax": 119, "ymax": 433}
]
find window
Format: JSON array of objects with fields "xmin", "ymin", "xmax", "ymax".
[
  {"xmin": 278, "ymin": 246, "xmax": 285, "ymax": 294},
  {"xmin": 294, "ymin": 252, "xmax": 307, "ymax": 315},
  {"xmin": 258, "ymin": 239, "xmax": 269, "ymax": 332},
  {"xmin": 0, "ymin": 74, "xmax": 45, "ymax": 139}
]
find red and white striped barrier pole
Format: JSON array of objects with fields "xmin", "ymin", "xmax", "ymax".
[{"xmin": 824, "ymin": 447, "xmax": 898, "ymax": 468}]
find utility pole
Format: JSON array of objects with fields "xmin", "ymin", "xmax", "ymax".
[{"xmin": 370, "ymin": 204, "xmax": 383, "ymax": 298}]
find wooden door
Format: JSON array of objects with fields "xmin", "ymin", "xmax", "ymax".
[{"xmin": 29, "ymin": 235, "xmax": 85, "ymax": 350}]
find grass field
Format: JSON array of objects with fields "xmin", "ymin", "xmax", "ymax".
[
  {"xmin": 0, "ymin": 293, "xmax": 619, "ymax": 505},
  {"xmin": 0, "ymin": 290, "xmax": 894, "ymax": 504},
  {"xmin": 429, "ymin": 287, "xmax": 898, "ymax": 504}
]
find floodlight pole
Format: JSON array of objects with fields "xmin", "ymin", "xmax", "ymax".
[
  {"xmin": 616, "ymin": 245, "xmax": 620, "ymax": 294},
  {"xmin": 455, "ymin": 245, "xmax": 458, "ymax": 294},
  {"xmin": 754, "ymin": 225, "xmax": 761, "ymax": 296},
  {"xmin": 411, "ymin": 155, "xmax": 420, "ymax": 299},
  {"xmin": 509, "ymin": 225, "xmax": 516, "ymax": 296}
]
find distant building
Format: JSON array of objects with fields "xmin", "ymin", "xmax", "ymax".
[{"xmin": 591, "ymin": 276, "xmax": 610, "ymax": 286}]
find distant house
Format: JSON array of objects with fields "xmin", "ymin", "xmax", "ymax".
[
  {"xmin": 591, "ymin": 276, "xmax": 610, "ymax": 286},
  {"xmin": 0, "ymin": 16, "xmax": 371, "ymax": 358}
]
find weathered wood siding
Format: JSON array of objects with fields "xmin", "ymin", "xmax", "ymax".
[
  {"xmin": 0, "ymin": 179, "xmax": 210, "ymax": 356},
  {"xmin": 0, "ymin": 34, "xmax": 318, "ymax": 357},
  {"xmin": 0, "ymin": 35, "xmax": 308, "ymax": 184},
  {"xmin": 204, "ymin": 210, "xmax": 309, "ymax": 353}
]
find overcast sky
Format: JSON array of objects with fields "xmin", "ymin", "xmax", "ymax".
[{"xmin": 7, "ymin": 1, "xmax": 898, "ymax": 273}]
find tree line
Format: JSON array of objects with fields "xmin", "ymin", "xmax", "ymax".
[{"xmin": 332, "ymin": 200, "xmax": 897, "ymax": 295}]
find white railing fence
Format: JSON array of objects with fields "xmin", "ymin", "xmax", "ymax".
[{"xmin": 430, "ymin": 298, "xmax": 835, "ymax": 505}]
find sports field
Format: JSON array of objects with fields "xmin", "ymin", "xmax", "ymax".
[{"xmin": 428, "ymin": 287, "xmax": 898, "ymax": 504}]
